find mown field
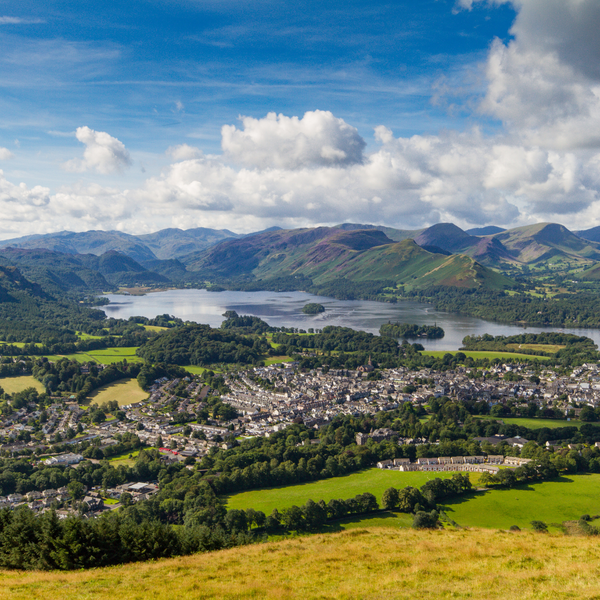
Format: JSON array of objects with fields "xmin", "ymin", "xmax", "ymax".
[
  {"xmin": 474, "ymin": 415, "xmax": 580, "ymax": 429},
  {"xmin": 87, "ymin": 379, "xmax": 148, "ymax": 406},
  {"xmin": 0, "ymin": 375, "xmax": 45, "ymax": 394},
  {"xmin": 44, "ymin": 347, "xmax": 143, "ymax": 365},
  {"xmin": 4, "ymin": 528, "xmax": 600, "ymax": 599},
  {"xmin": 421, "ymin": 350, "xmax": 551, "ymax": 361},
  {"xmin": 228, "ymin": 470, "xmax": 600, "ymax": 536},
  {"xmin": 441, "ymin": 474, "xmax": 600, "ymax": 531},
  {"xmin": 227, "ymin": 468, "xmax": 475, "ymax": 514}
]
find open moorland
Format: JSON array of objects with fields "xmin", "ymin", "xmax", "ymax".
[
  {"xmin": 3, "ymin": 528, "xmax": 600, "ymax": 600},
  {"xmin": 87, "ymin": 379, "xmax": 148, "ymax": 406}
]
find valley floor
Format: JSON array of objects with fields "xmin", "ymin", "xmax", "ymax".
[{"xmin": 2, "ymin": 527, "xmax": 600, "ymax": 599}]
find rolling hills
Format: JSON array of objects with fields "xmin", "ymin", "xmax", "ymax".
[
  {"xmin": 184, "ymin": 226, "xmax": 513, "ymax": 291},
  {"xmin": 413, "ymin": 222, "xmax": 600, "ymax": 267}
]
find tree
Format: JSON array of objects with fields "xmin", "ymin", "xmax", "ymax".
[
  {"xmin": 280, "ymin": 505, "xmax": 305, "ymax": 532},
  {"xmin": 397, "ymin": 486, "xmax": 427, "ymax": 513},
  {"xmin": 302, "ymin": 499, "xmax": 327, "ymax": 530},
  {"xmin": 67, "ymin": 480, "xmax": 85, "ymax": 500},
  {"xmin": 382, "ymin": 487, "xmax": 399, "ymax": 510},
  {"xmin": 224, "ymin": 509, "xmax": 248, "ymax": 533},
  {"xmin": 413, "ymin": 510, "xmax": 439, "ymax": 529},
  {"xmin": 120, "ymin": 492, "xmax": 133, "ymax": 507}
]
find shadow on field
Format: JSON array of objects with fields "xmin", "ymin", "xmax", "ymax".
[
  {"xmin": 320, "ymin": 511, "xmax": 400, "ymax": 533},
  {"xmin": 441, "ymin": 475, "xmax": 578, "ymax": 515}
]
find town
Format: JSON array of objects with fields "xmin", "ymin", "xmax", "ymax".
[{"xmin": 1, "ymin": 356, "xmax": 598, "ymax": 516}]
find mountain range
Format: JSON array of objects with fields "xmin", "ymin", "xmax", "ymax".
[{"xmin": 1, "ymin": 221, "xmax": 600, "ymax": 297}]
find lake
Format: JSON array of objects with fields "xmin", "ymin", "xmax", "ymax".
[{"xmin": 98, "ymin": 289, "xmax": 600, "ymax": 351}]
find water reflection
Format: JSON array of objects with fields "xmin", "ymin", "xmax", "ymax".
[{"xmin": 97, "ymin": 289, "xmax": 600, "ymax": 351}]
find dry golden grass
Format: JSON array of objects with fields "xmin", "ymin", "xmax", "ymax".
[{"xmin": 3, "ymin": 527, "xmax": 600, "ymax": 599}]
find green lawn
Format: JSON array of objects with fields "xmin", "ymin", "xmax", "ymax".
[
  {"xmin": 421, "ymin": 350, "xmax": 551, "ymax": 361},
  {"xmin": 87, "ymin": 379, "xmax": 148, "ymax": 406},
  {"xmin": 264, "ymin": 356, "xmax": 293, "ymax": 366},
  {"xmin": 441, "ymin": 474, "xmax": 600, "ymax": 531},
  {"xmin": 0, "ymin": 375, "xmax": 45, "ymax": 394},
  {"xmin": 474, "ymin": 415, "xmax": 580, "ymax": 429},
  {"xmin": 108, "ymin": 449, "xmax": 141, "ymax": 466},
  {"xmin": 227, "ymin": 468, "xmax": 476, "ymax": 514}
]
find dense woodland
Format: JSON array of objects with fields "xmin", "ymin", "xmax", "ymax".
[{"xmin": 407, "ymin": 288, "xmax": 600, "ymax": 328}]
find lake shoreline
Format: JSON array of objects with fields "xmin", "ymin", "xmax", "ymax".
[{"xmin": 95, "ymin": 289, "xmax": 600, "ymax": 351}]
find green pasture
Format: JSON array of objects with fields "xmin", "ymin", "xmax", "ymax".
[
  {"xmin": 182, "ymin": 365, "xmax": 209, "ymax": 375},
  {"xmin": 76, "ymin": 332, "xmax": 104, "ymax": 340},
  {"xmin": 474, "ymin": 415, "xmax": 580, "ymax": 429},
  {"xmin": 143, "ymin": 325, "xmax": 168, "ymax": 332},
  {"xmin": 421, "ymin": 350, "xmax": 551, "ymax": 361},
  {"xmin": 87, "ymin": 379, "xmax": 148, "ymax": 406},
  {"xmin": 0, "ymin": 375, "xmax": 45, "ymax": 394},
  {"xmin": 441, "ymin": 474, "xmax": 600, "ymax": 530},
  {"xmin": 227, "ymin": 468, "xmax": 477, "ymax": 514},
  {"xmin": 45, "ymin": 347, "xmax": 143, "ymax": 365}
]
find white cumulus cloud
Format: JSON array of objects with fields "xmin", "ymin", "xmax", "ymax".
[
  {"xmin": 0, "ymin": 148, "xmax": 14, "ymax": 160},
  {"xmin": 63, "ymin": 126, "xmax": 132, "ymax": 174},
  {"xmin": 222, "ymin": 110, "xmax": 366, "ymax": 169}
]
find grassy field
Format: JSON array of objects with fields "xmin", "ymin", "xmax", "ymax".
[
  {"xmin": 421, "ymin": 350, "xmax": 551, "ymax": 361},
  {"xmin": 506, "ymin": 343, "xmax": 565, "ymax": 354},
  {"xmin": 5, "ymin": 528, "xmax": 600, "ymax": 599},
  {"xmin": 44, "ymin": 347, "xmax": 143, "ymax": 365},
  {"xmin": 264, "ymin": 356, "xmax": 293, "ymax": 366},
  {"xmin": 474, "ymin": 415, "xmax": 580, "ymax": 429},
  {"xmin": 441, "ymin": 474, "xmax": 600, "ymax": 530},
  {"xmin": 87, "ymin": 379, "xmax": 148, "ymax": 406},
  {"xmin": 0, "ymin": 376, "xmax": 45, "ymax": 394},
  {"xmin": 227, "ymin": 468, "xmax": 477, "ymax": 514},
  {"xmin": 108, "ymin": 449, "xmax": 141, "ymax": 466}
]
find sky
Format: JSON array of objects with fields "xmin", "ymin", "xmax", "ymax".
[{"xmin": 1, "ymin": 0, "xmax": 600, "ymax": 238}]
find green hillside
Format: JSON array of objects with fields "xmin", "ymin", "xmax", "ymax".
[{"xmin": 185, "ymin": 227, "xmax": 513, "ymax": 291}]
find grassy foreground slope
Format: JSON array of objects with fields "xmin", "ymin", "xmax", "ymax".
[{"xmin": 3, "ymin": 528, "xmax": 600, "ymax": 599}]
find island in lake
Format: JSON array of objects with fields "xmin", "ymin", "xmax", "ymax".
[{"xmin": 302, "ymin": 303, "xmax": 326, "ymax": 315}]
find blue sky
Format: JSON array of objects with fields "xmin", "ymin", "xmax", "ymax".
[{"xmin": 1, "ymin": 0, "xmax": 600, "ymax": 237}]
